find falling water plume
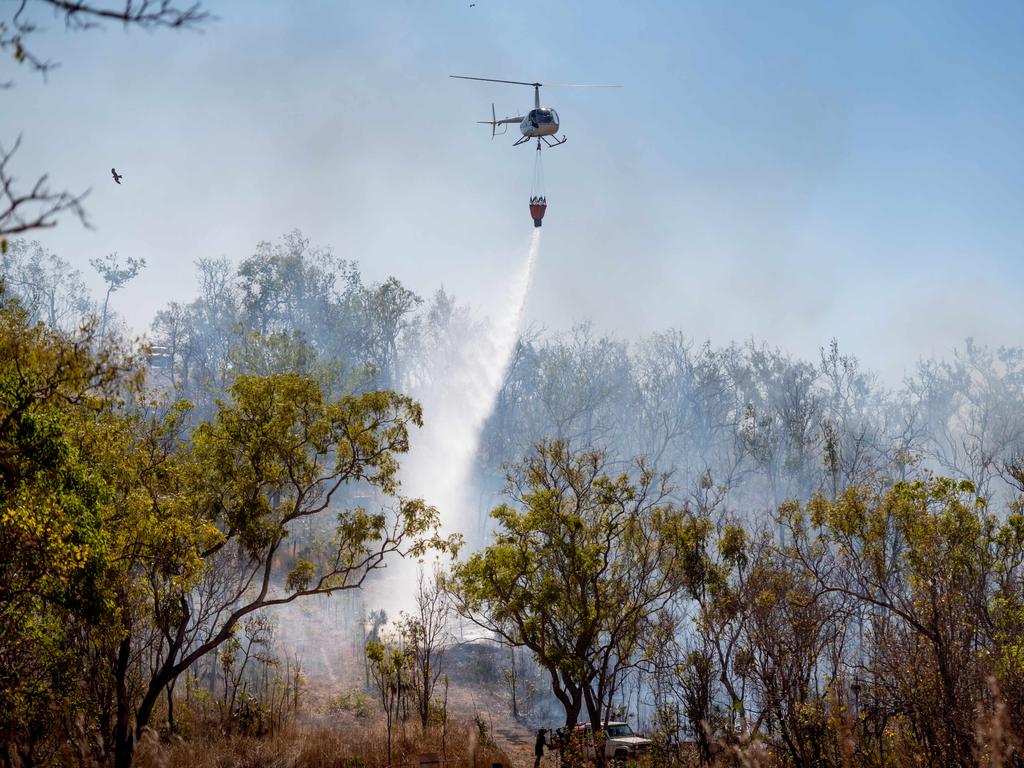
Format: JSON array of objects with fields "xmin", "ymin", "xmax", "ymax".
[{"xmin": 372, "ymin": 230, "xmax": 541, "ymax": 617}]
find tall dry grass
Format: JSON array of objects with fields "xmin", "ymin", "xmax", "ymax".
[{"xmin": 133, "ymin": 717, "xmax": 513, "ymax": 768}]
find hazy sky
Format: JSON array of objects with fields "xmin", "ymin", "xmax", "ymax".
[{"xmin": 7, "ymin": 0, "xmax": 1024, "ymax": 381}]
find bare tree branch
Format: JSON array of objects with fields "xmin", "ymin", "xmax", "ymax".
[
  {"xmin": 40, "ymin": 0, "xmax": 211, "ymax": 30},
  {"xmin": 0, "ymin": 1, "xmax": 58, "ymax": 84},
  {"xmin": 0, "ymin": 135, "xmax": 90, "ymax": 239},
  {"xmin": 0, "ymin": 0, "xmax": 210, "ymax": 242},
  {"xmin": 2, "ymin": 0, "xmax": 210, "ymax": 86}
]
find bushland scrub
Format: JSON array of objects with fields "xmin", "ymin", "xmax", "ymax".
[{"xmin": 3, "ymin": 235, "xmax": 1024, "ymax": 767}]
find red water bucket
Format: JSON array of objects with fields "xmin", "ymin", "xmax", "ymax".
[{"xmin": 529, "ymin": 197, "xmax": 547, "ymax": 227}]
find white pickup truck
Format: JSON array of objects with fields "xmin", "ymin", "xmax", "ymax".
[
  {"xmin": 559, "ymin": 721, "xmax": 651, "ymax": 763},
  {"xmin": 601, "ymin": 722, "xmax": 651, "ymax": 762}
]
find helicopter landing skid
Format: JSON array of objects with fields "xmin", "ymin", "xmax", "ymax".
[{"xmin": 514, "ymin": 134, "xmax": 568, "ymax": 148}]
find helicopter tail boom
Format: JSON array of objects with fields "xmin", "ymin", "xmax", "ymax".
[{"xmin": 476, "ymin": 104, "xmax": 523, "ymax": 138}]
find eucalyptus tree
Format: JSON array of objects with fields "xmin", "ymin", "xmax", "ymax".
[
  {"xmin": 0, "ymin": 279, "xmax": 456, "ymax": 765},
  {"xmin": 736, "ymin": 343, "xmax": 823, "ymax": 511},
  {"xmin": 778, "ymin": 479, "xmax": 1022, "ymax": 767},
  {"xmin": 397, "ymin": 565, "xmax": 452, "ymax": 729},
  {"xmin": 908, "ymin": 340, "xmax": 1024, "ymax": 505},
  {"xmin": 0, "ymin": 287, "xmax": 135, "ymax": 763},
  {"xmin": 107, "ymin": 373, "xmax": 454, "ymax": 768},
  {"xmin": 0, "ymin": 239, "xmax": 93, "ymax": 331},
  {"xmin": 818, "ymin": 340, "xmax": 888, "ymax": 498},
  {"xmin": 89, "ymin": 252, "xmax": 145, "ymax": 339},
  {"xmin": 628, "ymin": 333, "xmax": 747, "ymax": 516},
  {"xmin": 450, "ymin": 440, "xmax": 712, "ymax": 764}
]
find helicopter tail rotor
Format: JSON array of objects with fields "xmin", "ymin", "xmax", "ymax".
[{"xmin": 476, "ymin": 103, "xmax": 513, "ymax": 137}]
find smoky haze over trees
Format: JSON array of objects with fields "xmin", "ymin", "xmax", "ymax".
[
  {"xmin": 2, "ymin": 229, "xmax": 1024, "ymax": 767},
  {"xmin": 136, "ymin": 231, "xmax": 1024, "ymax": 519}
]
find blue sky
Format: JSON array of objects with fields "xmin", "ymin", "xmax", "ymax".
[{"xmin": 6, "ymin": 0, "xmax": 1024, "ymax": 380}]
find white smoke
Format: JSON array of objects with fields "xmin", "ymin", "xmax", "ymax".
[{"xmin": 372, "ymin": 229, "xmax": 541, "ymax": 617}]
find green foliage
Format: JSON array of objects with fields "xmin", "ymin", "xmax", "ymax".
[
  {"xmin": 329, "ymin": 689, "xmax": 372, "ymax": 719},
  {"xmin": 4, "ymin": 227, "xmax": 1024, "ymax": 766},
  {"xmin": 0, "ymin": 289, "xmax": 136, "ymax": 747},
  {"xmin": 774, "ymin": 478, "xmax": 1024, "ymax": 766},
  {"xmin": 718, "ymin": 524, "xmax": 749, "ymax": 572},
  {"xmin": 451, "ymin": 439, "xmax": 713, "ymax": 736},
  {"xmin": 365, "ymin": 637, "xmax": 410, "ymax": 765},
  {"xmin": 472, "ymin": 713, "xmax": 492, "ymax": 746},
  {"xmin": 0, "ymin": 280, "xmax": 454, "ymax": 764},
  {"xmin": 286, "ymin": 559, "xmax": 316, "ymax": 592}
]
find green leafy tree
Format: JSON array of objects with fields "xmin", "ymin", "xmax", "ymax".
[
  {"xmin": 0, "ymin": 285, "xmax": 139, "ymax": 762},
  {"xmin": 366, "ymin": 638, "xmax": 410, "ymax": 767},
  {"xmin": 89, "ymin": 252, "xmax": 146, "ymax": 339},
  {"xmin": 0, "ymin": 280, "xmax": 453, "ymax": 765},
  {"xmin": 103, "ymin": 372, "xmax": 454, "ymax": 767},
  {"xmin": 451, "ymin": 440, "xmax": 711, "ymax": 765},
  {"xmin": 781, "ymin": 479, "xmax": 1008, "ymax": 767}
]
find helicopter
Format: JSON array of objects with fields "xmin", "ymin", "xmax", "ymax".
[{"xmin": 450, "ymin": 75, "xmax": 621, "ymax": 148}]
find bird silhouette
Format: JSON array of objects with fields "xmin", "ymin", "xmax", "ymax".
[{"xmin": 111, "ymin": 168, "xmax": 123, "ymax": 184}]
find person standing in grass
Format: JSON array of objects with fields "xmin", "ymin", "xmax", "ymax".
[{"xmin": 534, "ymin": 728, "xmax": 548, "ymax": 767}]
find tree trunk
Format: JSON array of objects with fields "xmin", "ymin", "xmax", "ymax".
[
  {"xmin": 167, "ymin": 677, "xmax": 177, "ymax": 736},
  {"xmin": 112, "ymin": 637, "xmax": 134, "ymax": 768},
  {"xmin": 509, "ymin": 649, "xmax": 519, "ymax": 720},
  {"xmin": 584, "ymin": 686, "xmax": 608, "ymax": 768}
]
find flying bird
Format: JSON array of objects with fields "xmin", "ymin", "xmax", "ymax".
[{"xmin": 111, "ymin": 168, "xmax": 123, "ymax": 184}]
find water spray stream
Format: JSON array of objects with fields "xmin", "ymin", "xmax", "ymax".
[{"xmin": 373, "ymin": 230, "xmax": 541, "ymax": 618}]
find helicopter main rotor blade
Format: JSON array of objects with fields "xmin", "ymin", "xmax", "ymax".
[
  {"xmin": 450, "ymin": 74, "xmax": 541, "ymax": 87},
  {"xmin": 543, "ymin": 83, "xmax": 624, "ymax": 88}
]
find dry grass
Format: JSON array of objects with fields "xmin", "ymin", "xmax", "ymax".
[
  {"xmin": 133, "ymin": 717, "xmax": 514, "ymax": 768},
  {"xmin": 974, "ymin": 678, "xmax": 1022, "ymax": 768}
]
